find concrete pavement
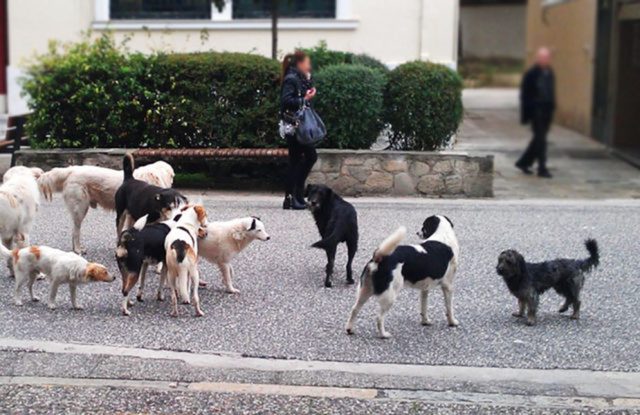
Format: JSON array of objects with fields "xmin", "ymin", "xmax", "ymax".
[{"xmin": 459, "ymin": 88, "xmax": 640, "ymax": 199}]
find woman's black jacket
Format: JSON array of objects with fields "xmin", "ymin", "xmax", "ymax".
[{"xmin": 280, "ymin": 69, "xmax": 312, "ymax": 118}]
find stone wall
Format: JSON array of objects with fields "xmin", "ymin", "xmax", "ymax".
[
  {"xmin": 308, "ymin": 150, "xmax": 493, "ymax": 198},
  {"xmin": 15, "ymin": 149, "xmax": 493, "ymax": 198}
]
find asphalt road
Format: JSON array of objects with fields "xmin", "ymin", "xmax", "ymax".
[{"xmin": 0, "ymin": 195, "xmax": 638, "ymax": 372}]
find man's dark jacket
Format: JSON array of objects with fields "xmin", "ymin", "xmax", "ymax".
[{"xmin": 520, "ymin": 65, "xmax": 556, "ymax": 125}]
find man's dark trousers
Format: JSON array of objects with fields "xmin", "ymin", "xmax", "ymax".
[{"xmin": 517, "ymin": 107, "xmax": 552, "ymax": 173}]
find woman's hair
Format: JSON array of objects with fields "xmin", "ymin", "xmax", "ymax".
[{"xmin": 281, "ymin": 50, "xmax": 308, "ymax": 84}]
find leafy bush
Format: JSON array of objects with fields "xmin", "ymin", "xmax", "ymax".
[
  {"xmin": 146, "ymin": 52, "xmax": 280, "ymax": 148},
  {"xmin": 303, "ymin": 42, "xmax": 387, "ymax": 73},
  {"xmin": 314, "ymin": 64, "xmax": 385, "ymax": 149},
  {"xmin": 22, "ymin": 35, "xmax": 156, "ymax": 148},
  {"xmin": 384, "ymin": 61, "xmax": 463, "ymax": 151},
  {"xmin": 351, "ymin": 53, "xmax": 389, "ymax": 74},
  {"xmin": 22, "ymin": 35, "xmax": 281, "ymax": 149}
]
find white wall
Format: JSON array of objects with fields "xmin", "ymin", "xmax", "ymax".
[
  {"xmin": 7, "ymin": 0, "xmax": 459, "ymax": 114},
  {"xmin": 460, "ymin": 4, "xmax": 526, "ymax": 60}
]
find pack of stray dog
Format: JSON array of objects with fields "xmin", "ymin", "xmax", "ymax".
[{"xmin": 1, "ymin": 155, "xmax": 601, "ymax": 340}]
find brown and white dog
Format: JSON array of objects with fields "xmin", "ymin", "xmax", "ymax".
[
  {"xmin": 37, "ymin": 162, "xmax": 174, "ymax": 254},
  {"xmin": 165, "ymin": 205, "xmax": 208, "ymax": 317},
  {"xmin": 0, "ymin": 166, "xmax": 43, "ymax": 256},
  {"xmin": 198, "ymin": 217, "xmax": 270, "ymax": 293},
  {"xmin": 0, "ymin": 243, "xmax": 114, "ymax": 309}
]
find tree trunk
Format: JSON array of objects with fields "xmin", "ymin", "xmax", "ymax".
[{"xmin": 271, "ymin": 0, "xmax": 279, "ymax": 59}]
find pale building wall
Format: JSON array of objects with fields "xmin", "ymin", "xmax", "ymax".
[
  {"xmin": 460, "ymin": 4, "xmax": 526, "ymax": 59},
  {"xmin": 6, "ymin": 0, "xmax": 459, "ymax": 114},
  {"xmin": 526, "ymin": 0, "xmax": 597, "ymax": 135}
]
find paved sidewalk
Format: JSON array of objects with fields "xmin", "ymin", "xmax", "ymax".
[{"xmin": 458, "ymin": 88, "xmax": 640, "ymax": 199}]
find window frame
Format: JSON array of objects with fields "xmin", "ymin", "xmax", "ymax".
[{"xmin": 94, "ymin": 0, "xmax": 357, "ymax": 30}]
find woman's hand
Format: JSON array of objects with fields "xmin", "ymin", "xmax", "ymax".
[{"xmin": 304, "ymin": 87, "xmax": 317, "ymax": 101}]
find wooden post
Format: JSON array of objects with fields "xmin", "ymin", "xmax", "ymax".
[{"xmin": 271, "ymin": 0, "xmax": 279, "ymax": 60}]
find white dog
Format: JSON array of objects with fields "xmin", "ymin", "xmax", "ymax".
[
  {"xmin": 198, "ymin": 217, "xmax": 270, "ymax": 294},
  {"xmin": 37, "ymin": 161, "xmax": 174, "ymax": 254},
  {"xmin": 165, "ymin": 205, "xmax": 208, "ymax": 317},
  {"xmin": 0, "ymin": 243, "xmax": 114, "ymax": 309},
  {"xmin": 0, "ymin": 166, "xmax": 43, "ymax": 258}
]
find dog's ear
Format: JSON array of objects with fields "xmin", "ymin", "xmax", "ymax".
[
  {"xmin": 421, "ymin": 216, "xmax": 440, "ymax": 239},
  {"xmin": 133, "ymin": 215, "xmax": 148, "ymax": 231},
  {"xmin": 247, "ymin": 218, "xmax": 257, "ymax": 231},
  {"xmin": 443, "ymin": 215, "xmax": 454, "ymax": 228}
]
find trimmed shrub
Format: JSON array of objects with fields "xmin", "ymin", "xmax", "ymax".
[
  {"xmin": 384, "ymin": 61, "xmax": 463, "ymax": 151},
  {"xmin": 303, "ymin": 42, "xmax": 387, "ymax": 73},
  {"xmin": 22, "ymin": 35, "xmax": 281, "ymax": 149},
  {"xmin": 351, "ymin": 53, "xmax": 389, "ymax": 74},
  {"xmin": 22, "ymin": 35, "xmax": 155, "ymax": 149},
  {"xmin": 314, "ymin": 64, "xmax": 385, "ymax": 149},
  {"xmin": 146, "ymin": 52, "xmax": 280, "ymax": 148}
]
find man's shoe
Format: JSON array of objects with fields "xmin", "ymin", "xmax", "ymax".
[
  {"xmin": 515, "ymin": 162, "xmax": 533, "ymax": 175},
  {"xmin": 538, "ymin": 170, "xmax": 553, "ymax": 179}
]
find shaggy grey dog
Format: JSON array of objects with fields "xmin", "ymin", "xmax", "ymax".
[{"xmin": 496, "ymin": 239, "xmax": 599, "ymax": 326}]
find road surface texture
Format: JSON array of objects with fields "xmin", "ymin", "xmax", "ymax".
[{"xmin": 1, "ymin": 194, "xmax": 639, "ymax": 413}]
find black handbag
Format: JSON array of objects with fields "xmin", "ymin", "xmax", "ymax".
[{"xmin": 295, "ymin": 105, "xmax": 326, "ymax": 146}]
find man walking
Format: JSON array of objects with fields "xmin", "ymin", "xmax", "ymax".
[{"xmin": 516, "ymin": 47, "xmax": 555, "ymax": 178}]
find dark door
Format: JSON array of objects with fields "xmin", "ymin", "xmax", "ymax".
[{"xmin": 0, "ymin": 0, "xmax": 7, "ymax": 102}]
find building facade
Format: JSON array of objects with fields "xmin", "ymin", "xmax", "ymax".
[
  {"xmin": 527, "ymin": 0, "xmax": 640, "ymax": 161},
  {"xmin": 2, "ymin": 0, "xmax": 460, "ymax": 115}
]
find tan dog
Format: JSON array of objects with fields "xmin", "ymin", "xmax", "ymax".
[
  {"xmin": 0, "ymin": 243, "xmax": 114, "ymax": 309},
  {"xmin": 37, "ymin": 162, "xmax": 174, "ymax": 254}
]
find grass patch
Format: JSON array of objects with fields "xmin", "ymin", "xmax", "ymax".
[{"xmin": 459, "ymin": 57, "xmax": 524, "ymax": 88}]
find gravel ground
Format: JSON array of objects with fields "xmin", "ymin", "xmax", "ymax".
[
  {"xmin": 0, "ymin": 196, "xmax": 638, "ymax": 371},
  {"xmin": 0, "ymin": 384, "xmax": 636, "ymax": 415}
]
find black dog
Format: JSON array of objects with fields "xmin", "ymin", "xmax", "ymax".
[
  {"xmin": 305, "ymin": 184, "xmax": 358, "ymax": 288},
  {"xmin": 115, "ymin": 215, "xmax": 175, "ymax": 315},
  {"xmin": 496, "ymin": 239, "xmax": 599, "ymax": 325},
  {"xmin": 115, "ymin": 154, "xmax": 186, "ymax": 236}
]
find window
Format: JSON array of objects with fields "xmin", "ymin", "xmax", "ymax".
[
  {"xmin": 110, "ymin": 0, "xmax": 212, "ymax": 19},
  {"xmin": 233, "ymin": 0, "xmax": 336, "ymax": 19}
]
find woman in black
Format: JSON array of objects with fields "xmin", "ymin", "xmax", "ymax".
[{"xmin": 280, "ymin": 50, "xmax": 318, "ymax": 210}]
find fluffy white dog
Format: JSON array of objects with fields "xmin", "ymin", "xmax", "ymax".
[
  {"xmin": 0, "ymin": 166, "xmax": 43, "ymax": 258},
  {"xmin": 0, "ymin": 243, "xmax": 114, "ymax": 309},
  {"xmin": 37, "ymin": 161, "xmax": 174, "ymax": 254},
  {"xmin": 198, "ymin": 217, "xmax": 270, "ymax": 294}
]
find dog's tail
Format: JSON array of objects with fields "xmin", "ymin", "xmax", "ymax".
[
  {"xmin": 373, "ymin": 226, "xmax": 406, "ymax": 263},
  {"xmin": 168, "ymin": 240, "xmax": 191, "ymax": 303},
  {"xmin": 580, "ymin": 239, "xmax": 599, "ymax": 272},
  {"xmin": 123, "ymin": 153, "xmax": 135, "ymax": 181},
  {"xmin": 37, "ymin": 167, "xmax": 73, "ymax": 202}
]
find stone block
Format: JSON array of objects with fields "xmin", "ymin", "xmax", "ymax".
[
  {"xmin": 382, "ymin": 159, "xmax": 408, "ymax": 173},
  {"xmin": 364, "ymin": 171, "xmax": 393, "ymax": 193},
  {"xmin": 417, "ymin": 175, "xmax": 446, "ymax": 195},
  {"xmin": 347, "ymin": 165, "xmax": 372, "ymax": 183},
  {"xmin": 432, "ymin": 159, "xmax": 454, "ymax": 174},
  {"xmin": 444, "ymin": 174, "xmax": 463, "ymax": 194},
  {"xmin": 410, "ymin": 161, "xmax": 430, "ymax": 177},
  {"xmin": 393, "ymin": 172, "xmax": 415, "ymax": 196}
]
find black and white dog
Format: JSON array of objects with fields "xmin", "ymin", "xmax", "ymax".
[
  {"xmin": 116, "ymin": 214, "xmax": 176, "ymax": 316},
  {"xmin": 346, "ymin": 215, "xmax": 459, "ymax": 338},
  {"xmin": 115, "ymin": 154, "xmax": 186, "ymax": 236},
  {"xmin": 305, "ymin": 184, "xmax": 358, "ymax": 288},
  {"xmin": 496, "ymin": 239, "xmax": 599, "ymax": 325}
]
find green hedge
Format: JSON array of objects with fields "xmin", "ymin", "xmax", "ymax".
[
  {"xmin": 22, "ymin": 35, "xmax": 280, "ymax": 149},
  {"xmin": 303, "ymin": 42, "xmax": 388, "ymax": 74},
  {"xmin": 22, "ymin": 37, "xmax": 462, "ymax": 151},
  {"xmin": 314, "ymin": 64, "xmax": 385, "ymax": 149},
  {"xmin": 384, "ymin": 61, "xmax": 463, "ymax": 151}
]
